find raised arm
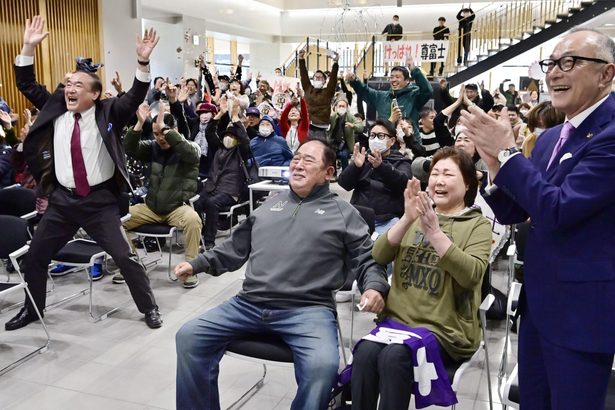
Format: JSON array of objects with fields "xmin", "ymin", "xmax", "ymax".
[
  {"xmin": 407, "ymin": 55, "xmax": 433, "ymax": 107},
  {"xmin": 124, "ymin": 103, "xmax": 153, "ymax": 161},
  {"xmin": 110, "ymin": 27, "xmax": 160, "ymax": 128},
  {"xmin": 298, "ymin": 50, "xmax": 312, "ymax": 92},
  {"xmin": 14, "ymin": 16, "xmax": 52, "ymax": 108},
  {"xmin": 20, "ymin": 15, "xmax": 48, "ymax": 58}
]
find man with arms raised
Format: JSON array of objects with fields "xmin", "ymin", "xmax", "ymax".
[
  {"xmin": 5, "ymin": 16, "xmax": 163, "ymax": 330},
  {"xmin": 346, "ymin": 56, "xmax": 432, "ymax": 141}
]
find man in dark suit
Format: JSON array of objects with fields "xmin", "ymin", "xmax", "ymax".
[
  {"xmin": 460, "ymin": 28, "xmax": 615, "ymax": 408},
  {"xmin": 5, "ymin": 16, "xmax": 163, "ymax": 330}
]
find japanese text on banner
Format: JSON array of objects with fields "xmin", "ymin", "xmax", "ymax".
[{"xmin": 383, "ymin": 40, "xmax": 449, "ymax": 64}]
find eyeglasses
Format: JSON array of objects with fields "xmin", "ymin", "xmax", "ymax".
[
  {"xmin": 368, "ymin": 132, "xmax": 393, "ymax": 140},
  {"xmin": 538, "ymin": 55, "xmax": 609, "ymax": 73}
]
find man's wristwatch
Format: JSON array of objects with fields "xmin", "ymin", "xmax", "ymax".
[{"xmin": 497, "ymin": 147, "xmax": 521, "ymax": 164}]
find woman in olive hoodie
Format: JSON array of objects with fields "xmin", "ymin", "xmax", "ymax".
[{"xmin": 351, "ymin": 147, "xmax": 492, "ymax": 409}]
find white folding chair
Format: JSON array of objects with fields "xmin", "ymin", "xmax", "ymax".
[{"xmin": 0, "ymin": 215, "xmax": 50, "ymax": 376}]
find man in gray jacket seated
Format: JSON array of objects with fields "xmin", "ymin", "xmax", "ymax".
[{"xmin": 174, "ymin": 139, "xmax": 389, "ymax": 410}]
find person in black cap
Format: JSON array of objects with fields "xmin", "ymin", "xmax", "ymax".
[
  {"xmin": 245, "ymin": 106, "xmax": 261, "ymax": 139},
  {"xmin": 218, "ymin": 74, "xmax": 230, "ymax": 92}
]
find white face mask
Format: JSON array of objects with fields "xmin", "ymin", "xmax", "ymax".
[
  {"xmin": 520, "ymin": 110, "xmax": 529, "ymax": 117},
  {"xmin": 222, "ymin": 136, "xmax": 238, "ymax": 149},
  {"xmin": 312, "ymin": 80, "xmax": 324, "ymax": 89},
  {"xmin": 369, "ymin": 138, "xmax": 389, "ymax": 154},
  {"xmin": 534, "ymin": 127, "xmax": 545, "ymax": 136},
  {"xmin": 396, "ymin": 127, "xmax": 405, "ymax": 139},
  {"xmin": 336, "ymin": 107, "xmax": 347, "ymax": 116},
  {"xmin": 219, "ymin": 83, "xmax": 229, "ymax": 92},
  {"xmin": 259, "ymin": 125, "xmax": 273, "ymax": 137}
]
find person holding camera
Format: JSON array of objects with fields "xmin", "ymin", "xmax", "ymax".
[{"xmin": 346, "ymin": 55, "xmax": 432, "ymax": 141}]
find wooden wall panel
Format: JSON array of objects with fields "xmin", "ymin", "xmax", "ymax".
[
  {"xmin": 44, "ymin": 0, "xmax": 102, "ymax": 86},
  {"xmin": 0, "ymin": 0, "xmax": 101, "ymax": 131},
  {"xmin": 0, "ymin": 0, "xmax": 44, "ymax": 128}
]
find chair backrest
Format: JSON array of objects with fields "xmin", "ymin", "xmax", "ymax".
[
  {"xmin": 0, "ymin": 186, "xmax": 36, "ymax": 217},
  {"xmin": 0, "ymin": 215, "xmax": 29, "ymax": 259}
]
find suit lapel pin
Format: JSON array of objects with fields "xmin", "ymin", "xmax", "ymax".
[
  {"xmin": 586, "ymin": 132, "xmax": 593, "ymax": 139},
  {"xmin": 107, "ymin": 123, "xmax": 113, "ymax": 132}
]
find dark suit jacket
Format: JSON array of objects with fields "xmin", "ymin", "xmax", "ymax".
[
  {"xmin": 15, "ymin": 64, "xmax": 149, "ymax": 194},
  {"xmin": 484, "ymin": 95, "xmax": 615, "ymax": 353}
]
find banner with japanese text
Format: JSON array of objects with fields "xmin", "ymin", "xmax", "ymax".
[{"xmin": 383, "ymin": 40, "xmax": 449, "ymax": 64}]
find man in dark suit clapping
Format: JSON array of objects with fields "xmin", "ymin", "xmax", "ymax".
[{"xmin": 461, "ymin": 28, "xmax": 615, "ymax": 409}]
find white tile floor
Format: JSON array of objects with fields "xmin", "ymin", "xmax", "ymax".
[{"xmin": 0, "ymin": 185, "xmax": 517, "ymax": 410}]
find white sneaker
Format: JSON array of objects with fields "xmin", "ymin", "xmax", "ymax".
[{"xmin": 183, "ymin": 274, "xmax": 199, "ymax": 289}]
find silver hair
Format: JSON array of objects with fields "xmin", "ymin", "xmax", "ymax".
[{"xmin": 568, "ymin": 27, "xmax": 615, "ymax": 63}]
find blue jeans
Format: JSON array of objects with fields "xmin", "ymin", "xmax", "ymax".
[
  {"xmin": 374, "ymin": 217, "xmax": 399, "ymax": 236},
  {"xmin": 176, "ymin": 295, "xmax": 340, "ymax": 410},
  {"xmin": 375, "ymin": 217, "xmax": 399, "ymax": 276},
  {"xmin": 336, "ymin": 146, "xmax": 349, "ymax": 170}
]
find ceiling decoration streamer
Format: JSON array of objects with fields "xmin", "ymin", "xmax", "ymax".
[{"xmin": 321, "ymin": 0, "xmax": 385, "ymax": 44}]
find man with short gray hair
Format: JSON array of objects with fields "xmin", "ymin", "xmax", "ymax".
[{"xmin": 460, "ymin": 27, "xmax": 615, "ymax": 408}]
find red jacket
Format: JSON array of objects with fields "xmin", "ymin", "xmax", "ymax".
[{"xmin": 279, "ymin": 98, "xmax": 309, "ymax": 145}]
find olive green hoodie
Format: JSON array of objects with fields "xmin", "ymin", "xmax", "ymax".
[{"xmin": 372, "ymin": 207, "xmax": 491, "ymax": 360}]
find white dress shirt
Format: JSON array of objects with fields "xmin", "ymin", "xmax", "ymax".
[
  {"xmin": 15, "ymin": 54, "xmax": 152, "ymax": 188},
  {"xmin": 53, "ymin": 105, "xmax": 114, "ymax": 188}
]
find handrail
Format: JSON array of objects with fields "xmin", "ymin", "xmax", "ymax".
[
  {"xmin": 281, "ymin": 0, "xmax": 589, "ymax": 79},
  {"xmin": 442, "ymin": 0, "xmax": 585, "ymax": 76}
]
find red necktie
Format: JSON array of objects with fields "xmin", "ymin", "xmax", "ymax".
[{"xmin": 70, "ymin": 113, "xmax": 90, "ymax": 196}]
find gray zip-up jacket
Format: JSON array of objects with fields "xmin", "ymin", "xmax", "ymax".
[{"xmin": 189, "ymin": 183, "xmax": 389, "ymax": 309}]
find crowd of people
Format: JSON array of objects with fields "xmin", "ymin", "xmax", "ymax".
[{"xmin": 2, "ymin": 13, "xmax": 615, "ymax": 410}]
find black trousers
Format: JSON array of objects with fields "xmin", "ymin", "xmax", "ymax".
[
  {"xmin": 193, "ymin": 191, "xmax": 236, "ymax": 244},
  {"xmin": 430, "ymin": 61, "xmax": 445, "ymax": 76},
  {"xmin": 351, "ymin": 340, "xmax": 460, "ymax": 410},
  {"xmin": 457, "ymin": 28, "xmax": 471, "ymax": 64},
  {"xmin": 24, "ymin": 186, "xmax": 157, "ymax": 314}
]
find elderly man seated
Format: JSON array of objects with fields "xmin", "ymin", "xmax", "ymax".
[
  {"xmin": 121, "ymin": 102, "xmax": 202, "ymax": 288},
  {"xmin": 174, "ymin": 139, "xmax": 389, "ymax": 410}
]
